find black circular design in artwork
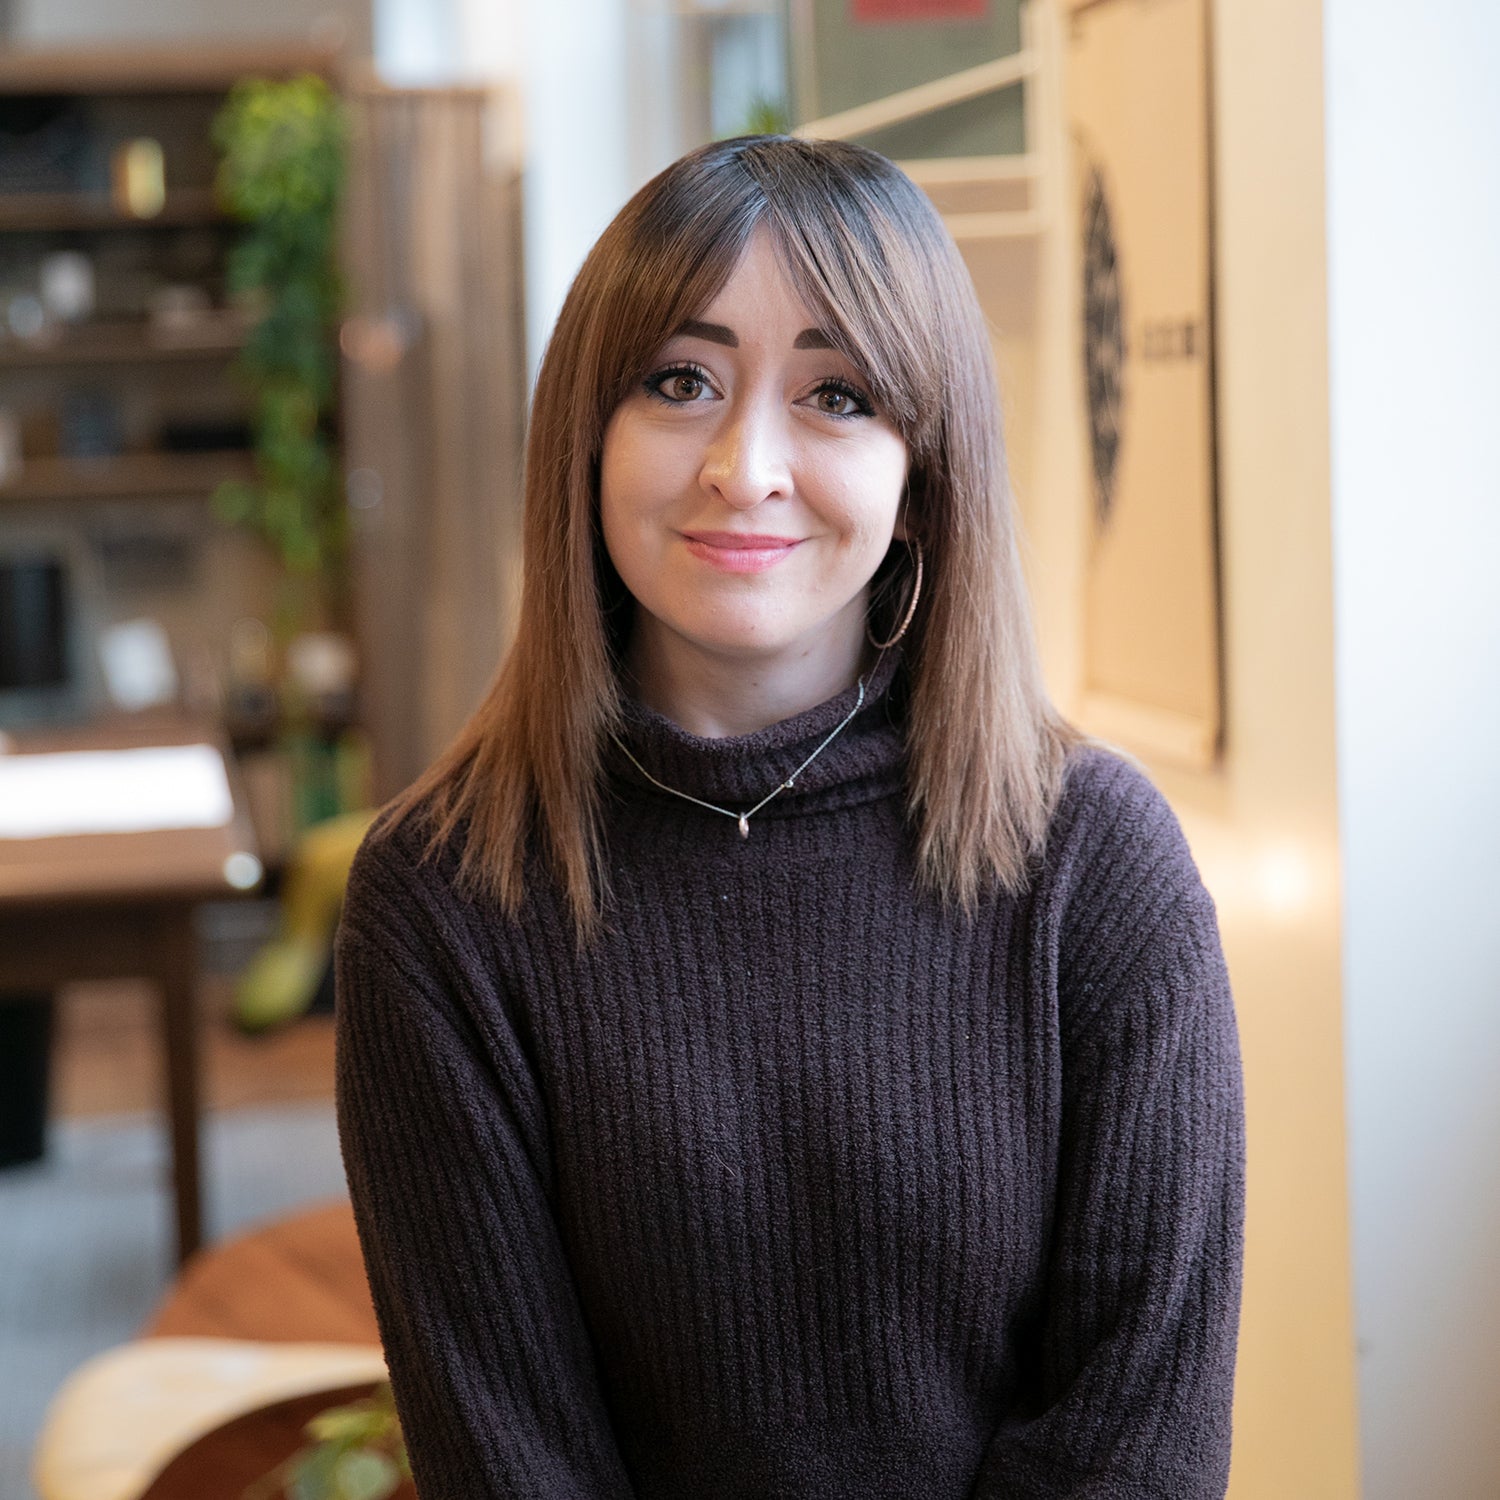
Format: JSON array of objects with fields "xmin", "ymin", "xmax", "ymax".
[{"xmin": 1082, "ymin": 163, "xmax": 1125, "ymax": 531}]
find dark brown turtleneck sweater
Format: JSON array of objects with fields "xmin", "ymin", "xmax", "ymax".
[{"xmin": 334, "ymin": 656, "xmax": 1244, "ymax": 1499}]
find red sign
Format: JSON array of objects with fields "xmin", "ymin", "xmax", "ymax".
[{"xmin": 851, "ymin": 0, "xmax": 990, "ymax": 21}]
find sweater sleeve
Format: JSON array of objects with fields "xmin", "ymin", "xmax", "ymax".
[
  {"xmin": 334, "ymin": 826, "xmax": 637, "ymax": 1500},
  {"xmin": 968, "ymin": 756, "xmax": 1246, "ymax": 1499}
]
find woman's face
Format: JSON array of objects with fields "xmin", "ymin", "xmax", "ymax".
[{"xmin": 600, "ymin": 227, "xmax": 910, "ymax": 687}]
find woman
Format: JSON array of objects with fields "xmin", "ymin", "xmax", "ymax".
[{"xmin": 335, "ymin": 135, "xmax": 1244, "ymax": 1499}]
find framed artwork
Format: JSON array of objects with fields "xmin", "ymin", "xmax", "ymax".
[{"xmin": 1068, "ymin": 0, "xmax": 1222, "ymax": 766}]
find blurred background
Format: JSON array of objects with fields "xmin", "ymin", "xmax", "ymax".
[{"xmin": 0, "ymin": 1, "xmax": 1495, "ymax": 1497}]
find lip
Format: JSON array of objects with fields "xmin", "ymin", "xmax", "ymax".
[{"xmin": 680, "ymin": 531, "xmax": 803, "ymax": 574}]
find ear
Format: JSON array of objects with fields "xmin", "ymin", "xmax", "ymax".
[{"xmin": 892, "ymin": 468, "xmax": 919, "ymax": 543}]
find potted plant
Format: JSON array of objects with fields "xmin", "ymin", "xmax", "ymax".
[{"xmin": 247, "ymin": 1381, "xmax": 410, "ymax": 1500}]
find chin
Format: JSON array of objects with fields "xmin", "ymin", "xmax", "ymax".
[
  {"xmin": 686, "ymin": 612, "xmax": 862, "ymax": 666},
  {"xmin": 684, "ymin": 623, "xmax": 800, "ymax": 661}
]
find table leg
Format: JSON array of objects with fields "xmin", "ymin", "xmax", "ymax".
[
  {"xmin": 0, "ymin": 991, "xmax": 54, "ymax": 1168},
  {"xmin": 157, "ymin": 906, "xmax": 204, "ymax": 1265}
]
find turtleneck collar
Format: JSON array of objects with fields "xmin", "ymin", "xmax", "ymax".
[{"xmin": 607, "ymin": 647, "xmax": 907, "ymax": 821}]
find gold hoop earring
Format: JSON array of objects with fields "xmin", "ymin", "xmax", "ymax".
[{"xmin": 866, "ymin": 538, "xmax": 924, "ymax": 650}]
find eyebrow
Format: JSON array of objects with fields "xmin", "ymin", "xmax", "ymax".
[{"xmin": 674, "ymin": 319, "xmax": 836, "ymax": 351}]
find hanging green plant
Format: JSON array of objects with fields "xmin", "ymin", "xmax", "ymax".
[{"xmin": 212, "ymin": 73, "xmax": 349, "ymax": 632}]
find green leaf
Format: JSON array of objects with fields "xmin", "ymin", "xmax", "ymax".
[
  {"xmin": 305, "ymin": 1406, "xmax": 385, "ymax": 1445},
  {"xmin": 287, "ymin": 1444, "xmax": 341, "ymax": 1500},
  {"xmin": 332, "ymin": 1449, "xmax": 399, "ymax": 1500},
  {"xmin": 211, "ymin": 71, "xmax": 348, "ymax": 629},
  {"xmin": 737, "ymin": 96, "xmax": 792, "ymax": 137},
  {"xmin": 212, "ymin": 478, "xmax": 257, "ymax": 524}
]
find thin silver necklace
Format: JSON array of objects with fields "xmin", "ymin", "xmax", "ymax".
[{"xmin": 610, "ymin": 674, "xmax": 869, "ymax": 840}]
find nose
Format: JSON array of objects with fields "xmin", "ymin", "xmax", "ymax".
[{"xmin": 698, "ymin": 395, "xmax": 793, "ymax": 510}]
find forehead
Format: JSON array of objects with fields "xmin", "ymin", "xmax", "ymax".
[{"xmin": 675, "ymin": 228, "xmax": 835, "ymax": 348}]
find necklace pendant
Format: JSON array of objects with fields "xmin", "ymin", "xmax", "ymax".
[{"xmin": 737, "ymin": 814, "xmax": 750, "ymax": 840}]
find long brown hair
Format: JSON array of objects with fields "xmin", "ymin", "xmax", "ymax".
[{"xmin": 384, "ymin": 134, "xmax": 1078, "ymax": 938}]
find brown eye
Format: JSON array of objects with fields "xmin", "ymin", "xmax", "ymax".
[
  {"xmin": 643, "ymin": 364, "xmax": 714, "ymax": 405},
  {"xmin": 808, "ymin": 379, "xmax": 874, "ymax": 419}
]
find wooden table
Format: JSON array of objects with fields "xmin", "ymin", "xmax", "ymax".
[
  {"xmin": 143, "ymin": 1198, "xmax": 378, "ymax": 1345},
  {"xmin": 137, "ymin": 1200, "xmax": 408, "ymax": 1500},
  {"xmin": 0, "ymin": 712, "xmax": 261, "ymax": 1264}
]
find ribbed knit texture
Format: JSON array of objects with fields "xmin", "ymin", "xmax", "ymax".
[{"xmin": 334, "ymin": 656, "xmax": 1245, "ymax": 1500}]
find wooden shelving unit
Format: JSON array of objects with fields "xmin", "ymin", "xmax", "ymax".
[
  {"xmin": 0, "ymin": 42, "xmax": 339, "ymax": 97},
  {"xmin": 0, "ymin": 41, "xmax": 339, "ymax": 777},
  {"xmin": 795, "ymin": 37, "xmax": 1051, "ymax": 246},
  {"xmin": 0, "ymin": 189, "xmax": 229, "ymax": 232},
  {"xmin": 0, "ymin": 320, "xmax": 247, "ymax": 370},
  {"xmin": 0, "ymin": 451, "xmax": 254, "ymax": 504}
]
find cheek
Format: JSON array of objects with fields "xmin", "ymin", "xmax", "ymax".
[
  {"xmin": 599, "ymin": 424, "xmax": 659, "ymax": 554},
  {"xmin": 598, "ymin": 440, "xmax": 650, "ymax": 589},
  {"xmin": 806, "ymin": 441, "xmax": 908, "ymax": 553},
  {"xmin": 600, "ymin": 419, "xmax": 696, "ymax": 530},
  {"xmin": 599, "ymin": 421, "xmax": 638, "ymax": 514}
]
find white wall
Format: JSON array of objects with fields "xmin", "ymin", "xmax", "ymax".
[
  {"xmin": 514, "ymin": 0, "xmax": 631, "ymax": 376},
  {"xmin": 372, "ymin": 0, "xmax": 632, "ymax": 379},
  {"xmin": 1325, "ymin": 3, "xmax": 1500, "ymax": 1495}
]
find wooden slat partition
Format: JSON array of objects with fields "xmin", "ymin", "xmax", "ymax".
[{"xmin": 340, "ymin": 84, "xmax": 527, "ymax": 802}]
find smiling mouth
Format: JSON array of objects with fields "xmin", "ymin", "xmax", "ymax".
[{"xmin": 680, "ymin": 531, "xmax": 803, "ymax": 573}]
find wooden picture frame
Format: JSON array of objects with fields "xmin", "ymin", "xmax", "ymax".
[{"xmin": 1068, "ymin": 0, "xmax": 1223, "ymax": 767}]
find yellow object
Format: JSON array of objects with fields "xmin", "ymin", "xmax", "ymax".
[
  {"xmin": 235, "ymin": 809, "xmax": 377, "ymax": 1032},
  {"xmin": 111, "ymin": 139, "xmax": 166, "ymax": 219}
]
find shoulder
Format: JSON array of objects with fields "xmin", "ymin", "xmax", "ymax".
[
  {"xmin": 334, "ymin": 791, "xmax": 541, "ymax": 1076},
  {"xmin": 1038, "ymin": 743, "xmax": 1222, "ymax": 1019},
  {"xmin": 1044, "ymin": 742, "xmax": 1198, "ymax": 894},
  {"xmin": 338, "ymin": 792, "xmax": 480, "ymax": 968},
  {"xmin": 344, "ymin": 796, "xmax": 443, "ymax": 910}
]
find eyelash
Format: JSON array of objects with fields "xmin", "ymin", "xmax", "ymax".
[
  {"xmin": 641, "ymin": 362, "xmax": 714, "ymax": 405},
  {"xmin": 641, "ymin": 362, "xmax": 876, "ymax": 419},
  {"xmin": 811, "ymin": 378, "xmax": 877, "ymax": 419}
]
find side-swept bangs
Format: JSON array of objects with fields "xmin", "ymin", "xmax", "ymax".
[{"xmin": 749, "ymin": 141, "xmax": 967, "ymax": 460}]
